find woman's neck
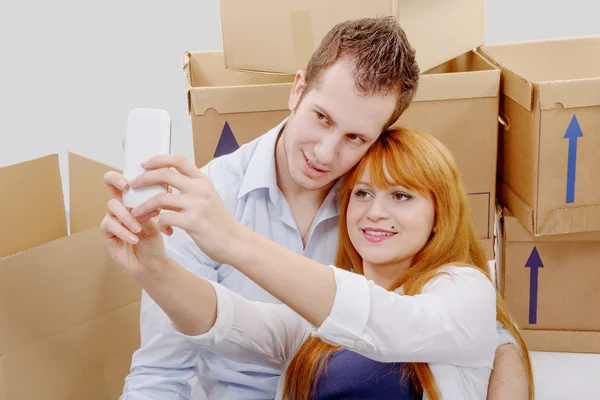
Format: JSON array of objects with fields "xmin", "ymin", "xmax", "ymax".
[{"xmin": 362, "ymin": 259, "xmax": 412, "ymax": 290}]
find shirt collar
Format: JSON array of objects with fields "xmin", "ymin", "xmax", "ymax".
[
  {"xmin": 237, "ymin": 118, "xmax": 287, "ymax": 204},
  {"xmin": 317, "ymin": 179, "xmax": 342, "ymax": 222}
]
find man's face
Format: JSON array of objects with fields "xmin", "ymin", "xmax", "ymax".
[{"xmin": 281, "ymin": 58, "xmax": 397, "ymax": 191}]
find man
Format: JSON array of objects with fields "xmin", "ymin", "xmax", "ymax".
[{"xmin": 105, "ymin": 16, "xmax": 528, "ymax": 400}]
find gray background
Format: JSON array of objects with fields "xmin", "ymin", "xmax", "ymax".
[{"xmin": 1, "ymin": 1, "xmax": 599, "ymax": 399}]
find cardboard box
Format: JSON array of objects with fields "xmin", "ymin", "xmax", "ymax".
[
  {"xmin": 393, "ymin": 50, "xmax": 501, "ymax": 247},
  {"xmin": 219, "ymin": 0, "xmax": 485, "ymax": 75},
  {"xmin": 496, "ymin": 205, "xmax": 600, "ymax": 354},
  {"xmin": 183, "ymin": 50, "xmax": 294, "ymax": 168},
  {"xmin": 478, "ymin": 36, "xmax": 600, "ymax": 236},
  {"xmin": 0, "ymin": 154, "xmax": 141, "ymax": 399},
  {"xmin": 184, "ymin": 50, "xmax": 500, "ymax": 258}
]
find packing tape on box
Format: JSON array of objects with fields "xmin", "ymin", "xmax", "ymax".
[{"xmin": 290, "ymin": 9, "xmax": 314, "ymax": 72}]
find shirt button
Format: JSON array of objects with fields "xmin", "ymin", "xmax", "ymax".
[{"xmin": 355, "ymin": 341, "xmax": 366, "ymax": 349}]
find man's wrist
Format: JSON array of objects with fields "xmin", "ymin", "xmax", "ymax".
[{"xmin": 229, "ymin": 224, "xmax": 261, "ymax": 269}]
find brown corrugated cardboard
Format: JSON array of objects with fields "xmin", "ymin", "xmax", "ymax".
[
  {"xmin": 69, "ymin": 153, "xmax": 120, "ymax": 235},
  {"xmin": 183, "ymin": 50, "xmax": 293, "ymax": 168},
  {"xmin": 219, "ymin": 0, "xmax": 485, "ymax": 75},
  {"xmin": 478, "ymin": 36, "xmax": 600, "ymax": 236},
  {"xmin": 0, "ymin": 154, "xmax": 140, "ymax": 399},
  {"xmin": 1, "ymin": 302, "xmax": 140, "ymax": 400},
  {"xmin": 184, "ymin": 50, "xmax": 500, "ymax": 257},
  {"xmin": 0, "ymin": 155, "xmax": 67, "ymax": 258},
  {"xmin": 183, "ymin": 50, "xmax": 292, "ymax": 168},
  {"xmin": 496, "ymin": 205, "xmax": 600, "ymax": 353}
]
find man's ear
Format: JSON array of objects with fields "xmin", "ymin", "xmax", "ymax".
[{"xmin": 288, "ymin": 70, "xmax": 306, "ymax": 112}]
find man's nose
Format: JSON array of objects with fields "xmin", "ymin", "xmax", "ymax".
[{"xmin": 315, "ymin": 134, "xmax": 339, "ymax": 165}]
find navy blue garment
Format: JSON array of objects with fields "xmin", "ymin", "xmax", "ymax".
[{"xmin": 312, "ymin": 349, "xmax": 421, "ymax": 399}]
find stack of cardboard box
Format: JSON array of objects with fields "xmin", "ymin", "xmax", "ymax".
[
  {"xmin": 478, "ymin": 38, "xmax": 600, "ymax": 354},
  {"xmin": 186, "ymin": 0, "xmax": 500, "ymax": 259},
  {"xmin": 186, "ymin": 1, "xmax": 600, "ymax": 356}
]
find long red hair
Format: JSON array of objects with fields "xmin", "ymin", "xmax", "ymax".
[{"xmin": 283, "ymin": 127, "xmax": 534, "ymax": 399}]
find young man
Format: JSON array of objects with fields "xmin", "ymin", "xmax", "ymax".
[{"xmin": 104, "ymin": 16, "xmax": 528, "ymax": 400}]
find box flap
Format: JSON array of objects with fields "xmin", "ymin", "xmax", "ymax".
[
  {"xmin": 539, "ymin": 79, "xmax": 600, "ymax": 110},
  {"xmin": 0, "ymin": 228, "xmax": 141, "ymax": 356},
  {"xmin": 537, "ymin": 206, "xmax": 600, "ymax": 236},
  {"xmin": 185, "ymin": 51, "xmax": 293, "ymax": 116},
  {"xmin": 393, "ymin": 0, "xmax": 486, "ymax": 74},
  {"xmin": 479, "ymin": 36, "xmax": 600, "ymax": 110},
  {"xmin": 521, "ymin": 329, "xmax": 600, "ymax": 354},
  {"xmin": 190, "ymin": 85, "xmax": 292, "ymax": 116},
  {"xmin": 69, "ymin": 153, "xmax": 120, "ymax": 235},
  {"xmin": 477, "ymin": 46, "xmax": 534, "ymax": 111},
  {"xmin": 415, "ymin": 51, "xmax": 500, "ymax": 102},
  {"xmin": 498, "ymin": 180, "xmax": 600, "ymax": 236},
  {"xmin": 187, "ymin": 51, "xmax": 294, "ymax": 87},
  {"xmin": 479, "ymin": 36, "xmax": 600, "ymax": 83},
  {"xmin": 0, "ymin": 302, "xmax": 140, "ymax": 399},
  {"xmin": 497, "ymin": 180, "xmax": 536, "ymax": 235},
  {"xmin": 503, "ymin": 207, "xmax": 600, "ymax": 242},
  {"xmin": 0, "ymin": 155, "xmax": 67, "ymax": 259}
]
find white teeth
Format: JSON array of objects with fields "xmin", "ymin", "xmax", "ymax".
[{"xmin": 364, "ymin": 230, "xmax": 394, "ymax": 237}]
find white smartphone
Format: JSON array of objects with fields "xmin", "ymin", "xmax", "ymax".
[{"xmin": 122, "ymin": 108, "xmax": 172, "ymax": 209}]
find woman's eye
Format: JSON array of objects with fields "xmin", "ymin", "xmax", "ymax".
[
  {"xmin": 353, "ymin": 189, "xmax": 370, "ymax": 199},
  {"xmin": 393, "ymin": 192, "xmax": 413, "ymax": 201}
]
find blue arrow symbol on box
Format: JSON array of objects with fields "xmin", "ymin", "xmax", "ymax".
[
  {"xmin": 525, "ymin": 246, "xmax": 544, "ymax": 325},
  {"xmin": 214, "ymin": 121, "xmax": 239, "ymax": 158},
  {"xmin": 564, "ymin": 114, "xmax": 583, "ymax": 204}
]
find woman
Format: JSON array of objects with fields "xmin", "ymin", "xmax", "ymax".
[{"xmin": 103, "ymin": 128, "xmax": 534, "ymax": 399}]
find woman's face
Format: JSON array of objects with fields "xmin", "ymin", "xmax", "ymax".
[{"xmin": 346, "ymin": 165, "xmax": 436, "ymax": 273}]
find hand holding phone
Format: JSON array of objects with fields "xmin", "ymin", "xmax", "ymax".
[{"xmin": 122, "ymin": 108, "xmax": 172, "ymax": 209}]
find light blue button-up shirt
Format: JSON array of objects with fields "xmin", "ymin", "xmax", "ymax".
[
  {"xmin": 120, "ymin": 118, "xmax": 341, "ymax": 400},
  {"xmin": 119, "ymin": 117, "xmax": 516, "ymax": 400}
]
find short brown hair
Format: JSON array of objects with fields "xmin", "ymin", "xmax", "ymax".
[{"xmin": 300, "ymin": 16, "xmax": 420, "ymax": 130}]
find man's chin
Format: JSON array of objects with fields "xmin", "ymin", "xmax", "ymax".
[{"xmin": 292, "ymin": 173, "xmax": 327, "ymax": 192}]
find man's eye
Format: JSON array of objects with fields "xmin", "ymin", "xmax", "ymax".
[{"xmin": 348, "ymin": 134, "xmax": 363, "ymax": 144}]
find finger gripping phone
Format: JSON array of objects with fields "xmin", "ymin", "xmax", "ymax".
[{"xmin": 123, "ymin": 108, "xmax": 172, "ymax": 209}]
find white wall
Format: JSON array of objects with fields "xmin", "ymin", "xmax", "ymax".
[
  {"xmin": 1, "ymin": 0, "xmax": 598, "ymax": 210},
  {"xmin": 0, "ymin": 0, "xmax": 222, "ymax": 208}
]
